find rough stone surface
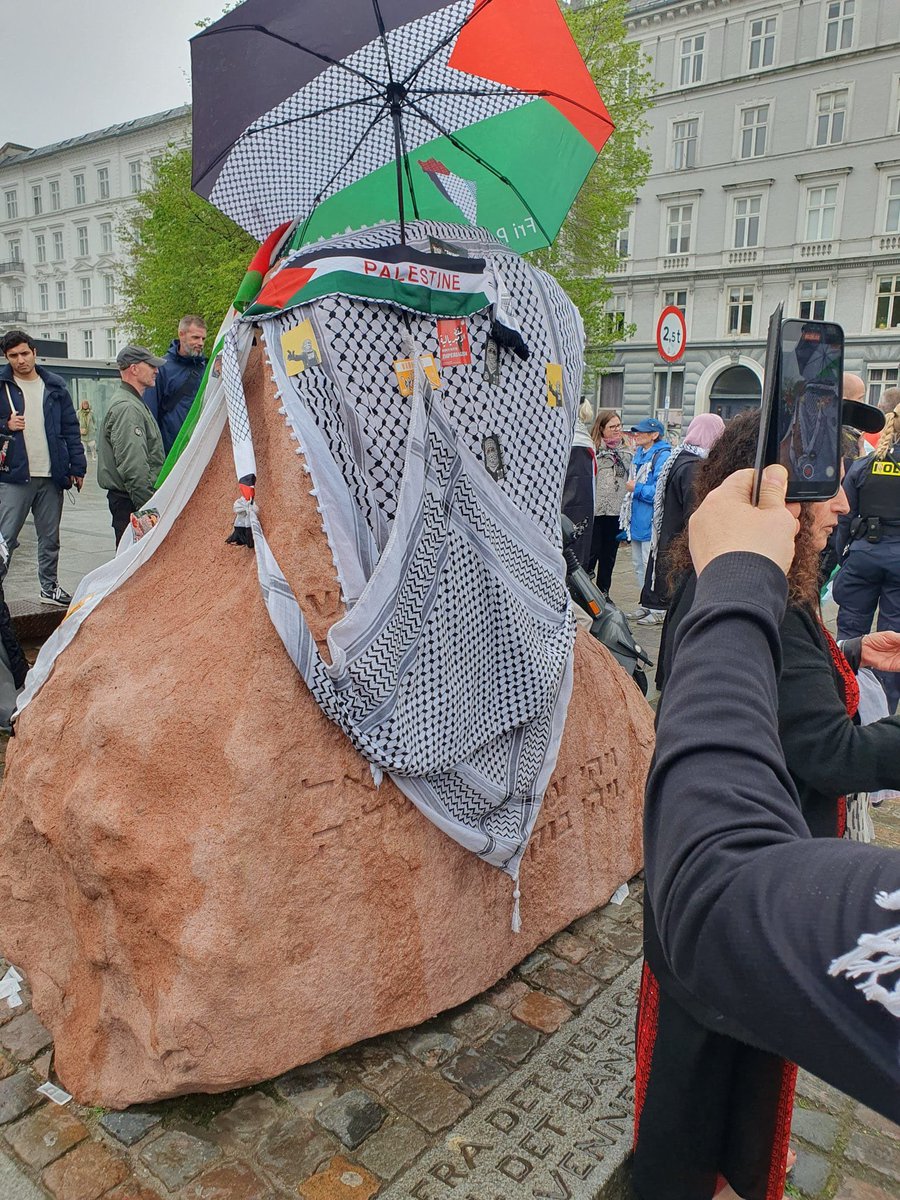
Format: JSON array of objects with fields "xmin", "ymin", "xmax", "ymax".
[
  {"xmin": 0, "ymin": 1010, "xmax": 52, "ymax": 1061},
  {"xmin": 484, "ymin": 1019, "xmax": 542, "ymax": 1066},
  {"xmin": 0, "ymin": 350, "xmax": 652, "ymax": 1107},
  {"xmin": 380, "ymin": 962, "xmax": 640, "ymax": 1200},
  {"xmin": 440, "ymin": 1049, "xmax": 510, "ymax": 1099},
  {"xmin": 106, "ymin": 1184, "xmax": 164, "ymax": 1200},
  {"xmin": 791, "ymin": 1107, "xmax": 840, "ymax": 1152},
  {"xmin": 182, "ymin": 1161, "xmax": 271, "ymax": 1199},
  {"xmin": 845, "ymin": 1131, "xmax": 900, "ymax": 1184},
  {"xmin": 405, "ymin": 1031, "xmax": 461, "ymax": 1069},
  {"xmin": 207, "ymin": 1091, "xmax": 281, "ymax": 1151},
  {"xmin": 790, "ymin": 1147, "xmax": 832, "ymax": 1196},
  {"xmin": 298, "ymin": 1154, "xmax": 380, "ymax": 1200},
  {"xmin": 98, "ymin": 1108, "xmax": 161, "ymax": 1147},
  {"xmin": 41, "ymin": 1140, "xmax": 129, "ymax": 1200},
  {"xmin": 0, "ymin": 1147, "xmax": 46, "ymax": 1200},
  {"xmin": 315, "ymin": 1089, "xmax": 387, "ymax": 1150},
  {"xmin": 0, "ymin": 1055, "xmax": 14, "ymax": 1081},
  {"xmin": 385, "ymin": 1071, "xmax": 471, "ymax": 1134},
  {"xmin": 274, "ymin": 1064, "xmax": 341, "ymax": 1116},
  {"xmin": 257, "ymin": 1118, "xmax": 337, "ymax": 1187},
  {"xmin": 356, "ymin": 1117, "xmax": 429, "ymax": 1181},
  {"xmin": 448, "ymin": 1004, "xmax": 503, "ymax": 1044},
  {"xmin": 511, "ymin": 991, "xmax": 573, "ymax": 1034},
  {"xmin": 138, "ymin": 1129, "xmax": 221, "ymax": 1191},
  {"xmin": 3, "ymin": 1103, "xmax": 88, "ymax": 1168},
  {"xmin": 0, "ymin": 1072, "xmax": 43, "ymax": 1125},
  {"xmin": 833, "ymin": 1179, "xmax": 897, "ymax": 1200}
]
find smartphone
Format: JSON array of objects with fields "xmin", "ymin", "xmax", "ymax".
[{"xmin": 776, "ymin": 318, "xmax": 844, "ymax": 501}]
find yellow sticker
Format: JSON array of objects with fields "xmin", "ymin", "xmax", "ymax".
[
  {"xmin": 871, "ymin": 460, "xmax": 900, "ymax": 476},
  {"xmin": 281, "ymin": 319, "xmax": 322, "ymax": 376},
  {"xmin": 546, "ymin": 363, "xmax": 563, "ymax": 408},
  {"xmin": 393, "ymin": 354, "xmax": 443, "ymax": 397}
]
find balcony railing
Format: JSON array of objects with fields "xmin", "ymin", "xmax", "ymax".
[
  {"xmin": 798, "ymin": 241, "xmax": 833, "ymax": 259},
  {"xmin": 0, "ymin": 310, "xmax": 27, "ymax": 322},
  {"xmin": 0, "ymin": 261, "xmax": 24, "ymax": 275}
]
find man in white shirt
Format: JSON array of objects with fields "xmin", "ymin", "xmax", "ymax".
[{"xmin": 0, "ymin": 330, "xmax": 86, "ymax": 606}]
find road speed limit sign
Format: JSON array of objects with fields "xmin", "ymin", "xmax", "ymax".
[{"xmin": 656, "ymin": 306, "xmax": 687, "ymax": 363}]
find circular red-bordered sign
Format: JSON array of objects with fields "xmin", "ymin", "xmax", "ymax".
[{"xmin": 656, "ymin": 306, "xmax": 687, "ymax": 363}]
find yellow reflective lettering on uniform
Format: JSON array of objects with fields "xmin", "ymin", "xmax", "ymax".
[{"xmin": 870, "ymin": 461, "xmax": 900, "ymax": 476}]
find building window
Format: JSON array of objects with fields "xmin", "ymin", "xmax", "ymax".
[
  {"xmin": 73, "ymin": 173, "xmax": 86, "ymax": 206},
  {"xmin": 31, "ymin": 184, "xmax": 42, "ymax": 216},
  {"xmin": 7, "ymin": 239, "xmax": 20, "ymax": 263},
  {"xmin": 815, "ymin": 90, "xmax": 847, "ymax": 146},
  {"xmin": 75, "ymin": 225, "xmax": 89, "ymax": 257},
  {"xmin": 100, "ymin": 221, "xmax": 114, "ymax": 253},
  {"xmin": 672, "ymin": 118, "xmax": 699, "ymax": 170},
  {"xmin": 825, "ymin": 0, "xmax": 854, "ymax": 54},
  {"xmin": 655, "ymin": 370, "xmax": 684, "ymax": 412},
  {"xmin": 103, "ymin": 273, "xmax": 116, "ymax": 306},
  {"xmin": 4, "ymin": 191, "xmax": 17, "ymax": 220},
  {"xmin": 615, "ymin": 226, "xmax": 630, "ymax": 258},
  {"xmin": 56, "ymin": 330, "xmax": 67, "ymax": 343},
  {"xmin": 799, "ymin": 280, "xmax": 828, "ymax": 320},
  {"xmin": 38, "ymin": 283, "xmax": 49, "ymax": 313},
  {"xmin": 667, "ymin": 204, "xmax": 693, "ymax": 255},
  {"xmin": 106, "ymin": 328, "xmax": 117, "ymax": 358},
  {"xmin": 868, "ymin": 366, "xmax": 900, "ymax": 405},
  {"xmin": 728, "ymin": 286, "xmax": 754, "ymax": 335},
  {"xmin": 664, "ymin": 288, "xmax": 687, "ymax": 315},
  {"xmin": 875, "ymin": 276, "xmax": 900, "ymax": 329},
  {"xmin": 52, "ymin": 230, "xmax": 64, "ymax": 261},
  {"xmin": 679, "ymin": 34, "xmax": 704, "ymax": 87},
  {"xmin": 82, "ymin": 330, "xmax": 93, "ymax": 359},
  {"xmin": 733, "ymin": 195, "xmax": 761, "ymax": 248},
  {"xmin": 34, "ymin": 234, "xmax": 46, "ymax": 264},
  {"xmin": 805, "ymin": 185, "xmax": 837, "ymax": 241},
  {"xmin": 749, "ymin": 15, "xmax": 776, "ymax": 70},
  {"xmin": 97, "ymin": 167, "xmax": 110, "ymax": 200},
  {"xmin": 602, "ymin": 294, "xmax": 626, "ymax": 338},
  {"xmin": 11, "ymin": 285, "xmax": 24, "ymax": 312},
  {"xmin": 886, "ymin": 176, "xmax": 900, "ymax": 233},
  {"xmin": 739, "ymin": 105, "xmax": 769, "ymax": 159},
  {"xmin": 56, "ymin": 281, "xmax": 66, "ymax": 310},
  {"xmin": 80, "ymin": 277, "xmax": 92, "ymax": 307},
  {"xmin": 599, "ymin": 372, "xmax": 624, "ymax": 409},
  {"xmin": 129, "ymin": 161, "xmax": 143, "ymax": 194},
  {"xmin": 48, "ymin": 180, "xmax": 60, "ymax": 212}
]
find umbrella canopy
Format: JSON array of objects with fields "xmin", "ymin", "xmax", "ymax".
[{"xmin": 191, "ymin": 0, "xmax": 613, "ymax": 251}]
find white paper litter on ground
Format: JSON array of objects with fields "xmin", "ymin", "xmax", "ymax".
[
  {"xmin": 609, "ymin": 883, "xmax": 630, "ymax": 906},
  {"xmin": 0, "ymin": 966, "xmax": 23, "ymax": 1008},
  {"xmin": 36, "ymin": 1082, "xmax": 72, "ymax": 1106}
]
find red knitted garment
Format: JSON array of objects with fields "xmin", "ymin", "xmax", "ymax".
[
  {"xmin": 821, "ymin": 624, "xmax": 860, "ymax": 838},
  {"xmin": 633, "ymin": 961, "xmax": 660, "ymax": 1147}
]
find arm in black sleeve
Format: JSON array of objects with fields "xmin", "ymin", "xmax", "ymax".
[
  {"xmin": 645, "ymin": 552, "xmax": 900, "ymax": 1121},
  {"xmin": 778, "ymin": 609, "xmax": 900, "ymax": 795},
  {"xmin": 835, "ymin": 459, "xmax": 863, "ymax": 558}
]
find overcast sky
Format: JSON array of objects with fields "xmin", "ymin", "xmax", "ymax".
[{"xmin": 5, "ymin": 0, "xmax": 218, "ymax": 149}]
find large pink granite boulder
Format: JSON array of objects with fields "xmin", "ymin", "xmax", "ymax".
[{"xmin": 0, "ymin": 349, "xmax": 653, "ymax": 1107}]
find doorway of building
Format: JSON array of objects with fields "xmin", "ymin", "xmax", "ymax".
[{"xmin": 709, "ymin": 365, "xmax": 762, "ymax": 420}]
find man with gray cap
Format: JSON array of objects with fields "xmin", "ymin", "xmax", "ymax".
[{"xmin": 97, "ymin": 345, "xmax": 166, "ymax": 545}]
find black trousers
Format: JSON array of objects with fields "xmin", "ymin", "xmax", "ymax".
[
  {"xmin": 588, "ymin": 515, "xmax": 622, "ymax": 593},
  {"xmin": 107, "ymin": 490, "xmax": 133, "ymax": 546}
]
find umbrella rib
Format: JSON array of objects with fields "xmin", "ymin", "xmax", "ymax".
[
  {"xmin": 250, "ymin": 94, "xmax": 384, "ymax": 134},
  {"xmin": 401, "ymin": 0, "xmax": 503, "ymax": 90},
  {"xmin": 403, "ymin": 97, "xmax": 554, "ymax": 244},
  {"xmin": 200, "ymin": 23, "xmax": 383, "ymax": 90},
  {"xmin": 412, "ymin": 86, "xmax": 613, "ymax": 127}
]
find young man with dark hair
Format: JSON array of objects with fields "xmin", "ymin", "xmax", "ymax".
[{"xmin": 0, "ymin": 330, "xmax": 85, "ymax": 606}]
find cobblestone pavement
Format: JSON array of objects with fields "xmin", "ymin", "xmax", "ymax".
[{"xmin": 0, "ymin": 552, "xmax": 897, "ymax": 1198}]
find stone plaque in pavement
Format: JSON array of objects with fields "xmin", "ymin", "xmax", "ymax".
[
  {"xmin": 0, "ymin": 1148, "xmax": 46, "ymax": 1200},
  {"xmin": 139, "ymin": 1129, "xmax": 221, "ymax": 1191},
  {"xmin": 381, "ymin": 961, "xmax": 640, "ymax": 1200}
]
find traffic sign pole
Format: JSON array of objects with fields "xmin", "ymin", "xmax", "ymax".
[{"xmin": 655, "ymin": 306, "xmax": 687, "ymax": 432}]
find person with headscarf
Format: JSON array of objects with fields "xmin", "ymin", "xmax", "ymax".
[
  {"xmin": 561, "ymin": 401, "xmax": 597, "ymax": 570},
  {"xmin": 637, "ymin": 412, "xmax": 725, "ymax": 624},
  {"xmin": 834, "ymin": 392, "xmax": 900, "ymax": 712}
]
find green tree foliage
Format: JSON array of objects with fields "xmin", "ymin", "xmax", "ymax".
[
  {"xmin": 532, "ymin": 0, "xmax": 656, "ymax": 386},
  {"xmin": 117, "ymin": 146, "xmax": 258, "ymax": 351}
]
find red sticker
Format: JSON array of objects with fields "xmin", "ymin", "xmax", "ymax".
[{"xmin": 437, "ymin": 318, "xmax": 472, "ymax": 367}]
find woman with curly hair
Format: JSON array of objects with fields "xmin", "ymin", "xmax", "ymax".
[
  {"xmin": 833, "ymin": 390, "xmax": 900, "ymax": 713},
  {"xmin": 633, "ymin": 408, "xmax": 900, "ymax": 1200},
  {"xmin": 587, "ymin": 409, "xmax": 632, "ymax": 595}
]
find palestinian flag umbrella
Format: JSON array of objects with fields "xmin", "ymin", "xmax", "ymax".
[{"xmin": 191, "ymin": 0, "xmax": 614, "ymax": 252}]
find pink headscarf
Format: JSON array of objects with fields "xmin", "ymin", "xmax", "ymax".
[{"xmin": 684, "ymin": 412, "xmax": 725, "ymax": 452}]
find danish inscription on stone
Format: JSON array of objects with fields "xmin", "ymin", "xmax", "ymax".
[{"xmin": 382, "ymin": 962, "xmax": 640, "ymax": 1200}]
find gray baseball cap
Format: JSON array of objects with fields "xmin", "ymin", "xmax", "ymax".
[{"xmin": 116, "ymin": 344, "xmax": 165, "ymax": 370}]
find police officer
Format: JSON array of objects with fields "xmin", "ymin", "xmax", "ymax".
[{"xmin": 834, "ymin": 389, "xmax": 900, "ymax": 711}]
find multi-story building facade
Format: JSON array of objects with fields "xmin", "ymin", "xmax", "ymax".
[
  {"xmin": 595, "ymin": 0, "xmax": 900, "ymax": 426},
  {"xmin": 0, "ymin": 106, "xmax": 190, "ymax": 364}
]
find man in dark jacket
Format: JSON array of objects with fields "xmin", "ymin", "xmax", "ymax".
[
  {"xmin": 0, "ymin": 330, "xmax": 86, "ymax": 606},
  {"xmin": 142, "ymin": 315, "xmax": 208, "ymax": 455}
]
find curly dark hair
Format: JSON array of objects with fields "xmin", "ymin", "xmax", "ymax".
[{"xmin": 667, "ymin": 409, "xmax": 822, "ymax": 611}]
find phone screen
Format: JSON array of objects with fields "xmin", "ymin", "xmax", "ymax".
[{"xmin": 777, "ymin": 319, "xmax": 843, "ymax": 501}]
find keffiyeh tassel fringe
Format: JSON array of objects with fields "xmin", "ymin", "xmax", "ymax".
[{"xmin": 511, "ymin": 874, "xmax": 522, "ymax": 934}]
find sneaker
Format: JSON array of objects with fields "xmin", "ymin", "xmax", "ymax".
[
  {"xmin": 39, "ymin": 584, "xmax": 72, "ymax": 607},
  {"xmin": 637, "ymin": 611, "xmax": 665, "ymax": 626},
  {"xmin": 626, "ymin": 606, "xmax": 649, "ymax": 621}
]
